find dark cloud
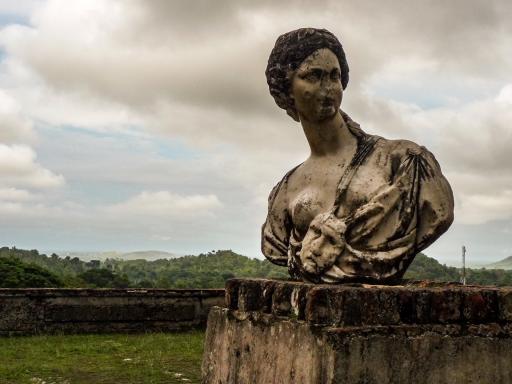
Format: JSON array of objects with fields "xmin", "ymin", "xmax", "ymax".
[{"xmin": 5, "ymin": 0, "xmax": 510, "ymax": 118}]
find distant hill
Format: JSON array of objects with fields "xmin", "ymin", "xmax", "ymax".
[
  {"xmin": 487, "ymin": 256, "xmax": 512, "ymax": 270},
  {"xmin": 49, "ymin": 251, "xmax": 121, "ymax": 262},
  {"xmin": 119, "ymin": 250, "xmax": 179, "ymax": 261},
  {"xmin": 50, "ymin": 250, "xmax": 179, "ymax": 262}
]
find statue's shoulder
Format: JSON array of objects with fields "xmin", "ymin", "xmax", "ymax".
[
  {"xmin": 375, "ymin": 137, "xmax": 443, "ymax": 174},
  {"xmin": 381, "ymin": 138, "xmax": 428, "ymax": 158},
  {"xmin": 343, "ymin": 111, "xmax": 429, "ymax": 160}
]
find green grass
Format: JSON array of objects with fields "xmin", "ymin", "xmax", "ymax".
[{"xmin": 0, "ymin": 331, "xmax": 205, "ymax": 384}]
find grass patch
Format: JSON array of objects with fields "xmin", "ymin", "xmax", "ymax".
[{"xmin": 0, "ymin": 331, "xmax": 204, "ymax": 384}]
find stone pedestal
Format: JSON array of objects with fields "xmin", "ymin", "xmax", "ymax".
[{"xmin": 202, "ymin": 278, "xmax": 512, "ymax": 384}]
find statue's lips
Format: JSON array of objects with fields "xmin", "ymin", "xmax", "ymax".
[
  {"xmin": 319, "ymin": 98, "xmax": 335, "ymax": 107},
  {"xmin": 319, "ymin": 103, "xmax": 336, "ymax": 115}
]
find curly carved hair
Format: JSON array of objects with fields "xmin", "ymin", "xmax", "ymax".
[{"xmin": 265, "ymin": 28, "xmax": 349, "ymax": 121}]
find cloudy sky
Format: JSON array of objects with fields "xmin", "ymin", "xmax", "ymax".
[{"xmin": 0, "ymin": 0, "xmax": 511, "ymax": 266}]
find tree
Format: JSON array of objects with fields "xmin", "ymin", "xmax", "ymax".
[
  {"xmin": 0, "ymin": 257, "xmax": 64, "ymax": 288},
  {"xmin": 77, "ymin": 268, "xmax": 131, "ymax": 288}
]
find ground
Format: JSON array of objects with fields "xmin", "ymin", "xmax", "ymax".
[{"xmin": 0, "ymin": 331, "xmax": 204, "ymax": 384}]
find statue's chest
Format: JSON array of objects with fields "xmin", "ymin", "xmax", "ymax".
[{"xmin": 287, "ymin": 162, "xmax": 389, "ymax": 237}]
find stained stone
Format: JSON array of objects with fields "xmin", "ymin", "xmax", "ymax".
[
  {"xmin": 261, "ymin": 28, "xmax": 454, "ymax": 284},
  {"xmin": 201, "ymin": 279, "xmax": 512, "ymax": 384}
]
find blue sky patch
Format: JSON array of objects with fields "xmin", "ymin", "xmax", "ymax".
[{"xmin": 0, "ymin": 13, "xmax": 30, "ymax": 28}]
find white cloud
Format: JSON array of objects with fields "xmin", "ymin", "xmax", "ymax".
[
  {"xmin": 1, "ymin": 0, "xmax": 510, "ymax": 147},
  {"xmin": 0, "ymin": 144, "xmax": 64, "ymax": 188},
  {"xmin": 106, "ymin": 191, "xmax": 222, "ymax": 218},
  {"xmin": 0, "ymin": 78, "xmax": 64, "ymax": 199},
  {"xmin": 0, "ymin": 187, "xmax": 35, "ymax": 201},
  {"xmin": 0, "ymin": 188, "xmax": 227, "ymax": 253},
  {"xmin": 0, "ymin": 0, "xmax": 40, "ymax": 17},
  {"xmin": 0, "ymin": 89, "xmax": 35, "ymax": 143},
  {"xmin": 0, "ymin": 190, "xmax": 223, "ymax": 221},
  {"xmin": 456, "ymin": 191, "xmax": 512, "ymax": 225},
  {"xmin": 496, "ymin": 84, "xmax": 512, "ymax": 104}
]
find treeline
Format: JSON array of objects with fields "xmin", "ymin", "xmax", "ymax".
[
  {"xmin": 403, "ymin": 253, "xmax": 512, "ymax": 286},
  {"xmin": 107, "ymin": 251, "xmax": 289, "ymax": 288},
  {"xmin": 0, "ymin": 257, "xmax": 63, "ymax": 288},
  {"xmin": 0, "ymin": 247, "xmax": 130, "ymax": 288},
  {"xmin": 0, "ymin": 247, "xmax": 287, "ymax": 288},
  {"xmin": 1, "ymin": 246, "xmax": 512, "ymax": 288}
]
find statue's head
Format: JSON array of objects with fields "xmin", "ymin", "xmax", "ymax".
[
  {"xmin": 266, "ymin": 28, "xmax": 349, "ymax": 122},
  {"xmin": 299, "ymin": 212, "xmax": 347, "ymax": 276}
]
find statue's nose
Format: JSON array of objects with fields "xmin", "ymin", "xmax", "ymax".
[
  {"xmin": 319, "ymin": 80, "xmax": 336, "ymax": 97},
  {"xmin": 310, "ymin": 236, "xmax": 325, "ymax": 255}
]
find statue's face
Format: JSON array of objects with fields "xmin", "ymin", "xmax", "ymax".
[
  {"xmin": 290, "ymin": 48, "xmax": 342, "ymax": 122},
  {"xmin": 299, "ymin": 212, "xmax": 346, "ymax": 275}
]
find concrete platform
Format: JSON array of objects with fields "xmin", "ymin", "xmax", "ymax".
[{"xmin": 202, "ymin": 278, "xmax": 512, "ymax": 384}]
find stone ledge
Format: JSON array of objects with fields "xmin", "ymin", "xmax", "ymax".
[
  {"xmin": 226, "ymin": 278, "xmax": 512, "ymax": 326},
  {"xmin": 0, "ymin": 288, "xmax": 224, "ymax": 298},
  {"xmin": 224, "ymin": 307, "xmax": 512, "ymax": 339},
  {"xmin": 0, "ymin": 288, "xmax": 225, "ymax": 335}
]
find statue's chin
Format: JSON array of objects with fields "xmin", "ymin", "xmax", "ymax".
[{"xmin": 302, "ymin": 258, "xmax": 319, "ymax": 275}]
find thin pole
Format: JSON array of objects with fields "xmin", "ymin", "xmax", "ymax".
[{"xmin": 461, "ymin": 245, "xmax": 466, "ymax": 285}]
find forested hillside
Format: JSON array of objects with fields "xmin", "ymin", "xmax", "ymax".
[
  {"xmin": 1, "ymin": 246, "xmax": 512, "ymax": 288},
  {"xmin": 0, "ymin": 257, "xmax": 64, "ymax": 288},
  {"xmin": 488, "ymin": 256, "xmax": 512, "ymax": 270}
]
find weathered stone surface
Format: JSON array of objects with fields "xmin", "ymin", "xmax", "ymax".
[
  {"xmin": 325, "ymin": 330, "xmax": 512, "ymax": 384},
  {"xmin": 0, "ymin": 297, "xmax": 41, "ymax": 332},
  {"xmin": 262, "ymin": 28, "xmax": 454, "ymax": 284},
  {"xmin": 0, "ymin": 288, "xmax": 224, "ymax": 336},
  {"xmin": 224, "ymin": 279, "xmax": 505, "ymax": 327},
  {"xmin": 202, "ymin": 308, "xmax": 335, "ymax": 384},
  {"xmin": 202, "ymin": 279, "xmax": 512, "ymax": 384},
  {"xmin": 499, "ymin": 288, "xmax": 512, "ymax": 321}
]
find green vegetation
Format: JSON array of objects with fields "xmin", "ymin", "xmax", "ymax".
[
  {"xmin": 404, "ymin": 253, "xmax": 460, "ymax": 281},
  {"xmin": 109, "ymin": 251, "xmax": 289, "ymax": 288},
  {"xmin": 0, "ymin": 257, "xmax": 64, "ymax": 288},
  {"xmin": 1, "ymin": 246, "xmax": 512, "ymax": 288},
  {"xmin": 404, "ymin": 253, "xmax": 512, "ymax": 286},
  {"xmin": 0, "ymin": 247, "xmax": 288, "ymax": 288},
  {"xmin": 0, "ymin": 247, "xmax": 131, "ymax": 288},
  {"xmin": 0, "ymin": 331, "xmax": 204, "ymax": 384},
  {"xmin": 77, "ymin": 268, "xmax": 131, "ymax": 288}
]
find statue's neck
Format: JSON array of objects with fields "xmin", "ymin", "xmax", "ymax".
[{"xmin": 301, "ymin": 111, "xmax": 355, "ymax": 158}]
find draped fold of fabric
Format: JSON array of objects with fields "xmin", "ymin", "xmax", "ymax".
[{"xmin": 262, "ymin": 113, "xmax": 454, "ymax": 284}]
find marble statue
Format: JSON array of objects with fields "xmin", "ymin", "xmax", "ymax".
[{"xmin": 262, "ymin": 28, "xmax": 454, "ymax": 284}]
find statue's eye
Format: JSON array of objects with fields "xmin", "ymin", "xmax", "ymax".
[
  {"xmin": 330, "ymin": 70, "xmax": 341, "ymax": 81},
  {"xmin": 310, "ymin": 224, "xmax": 321, "ymax": 235},
  {"xmin": 303, "ymin": 69, "xmax": 322, "ymax": 82}
]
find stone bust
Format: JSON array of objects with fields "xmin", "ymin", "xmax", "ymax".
[{"xmin": 261, "ymin": 28, "xmax": 454, "ymax": 284}]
